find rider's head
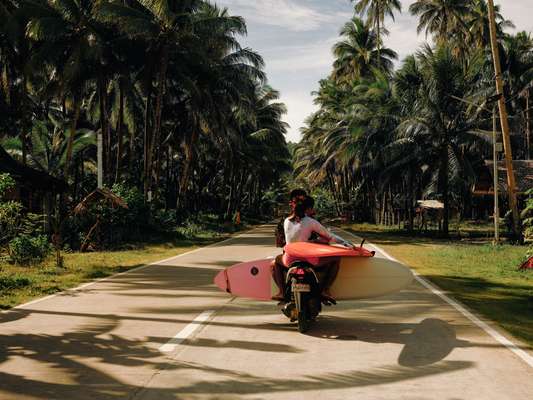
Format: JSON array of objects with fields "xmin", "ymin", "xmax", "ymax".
[
  {"xmin": 292, "ymin": 201, "xmax": 307, "ymax": 220},
  {"xmin": 303, "ymin": 196, "xmax": 316, "ymax": 217},
  {"xmin": 289, "ymin": 188, "xmax": 307, "ymax": 211}
]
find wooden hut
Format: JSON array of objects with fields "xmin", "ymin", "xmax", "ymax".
[{"xmin": 0, "ymin": 146, "xmax": 68, "ymax": 212}]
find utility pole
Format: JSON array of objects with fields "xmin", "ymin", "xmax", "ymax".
[
  {"xmin": 487, "ymin": 0, "xmax": 521, "ymax": 238},
  {"xmin": 493, "ymin": 109, "xmax": 500, "ymax": 244}
]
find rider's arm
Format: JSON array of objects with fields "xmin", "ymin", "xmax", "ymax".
[{"xmin": 309, "ymin": 219, "xmax": 351, "ymax": 247}]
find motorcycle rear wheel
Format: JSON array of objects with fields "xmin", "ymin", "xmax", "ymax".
[{"xmin": 297, "ymin": 299, "xmax": 310, "ymax": 333}]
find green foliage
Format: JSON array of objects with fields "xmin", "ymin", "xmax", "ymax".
[
  {"xmin": 0, "ymin": 174, "xmax": 26, "ymax": 245},
  {"xmin": 0, "ymin": 173, "xmax": 15, "ymax": 199},
  {"xmin": 312, "ymin": 188, "xmax": 338, "ymax": 218},
  {"xmin": 0, "ymin": 275, "xmax": 32, "ymax": 291},
  {"xmin": 175, "ymin": 221, "xmax": 205, "ymax": 240},
  {"xmin": 109, "ymin": 182, "xmax": 149, "ymax": 229},
  {"xmin": 8, "ymin": 234, "xmax": 51, "ymax": 265},
  {"xmin": 71, "ymin": 183, "xmax": 150, "ymax": 249},
  {"xmin": 0, "ymin": 201, "xmax": 24, "ymax": 245},
  {"xmin": 19, "ymin": 213, "xmax": 46, "ymax": 236},
  {"xmin": 152, "ymin": 209, "xmax": 177, "ymax": 232},
  {"xmin": 522, "ymin": 189, "xmax": 533, "ymax": 245}
]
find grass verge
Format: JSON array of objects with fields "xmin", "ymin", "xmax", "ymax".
[
  {"xmin": 0, "ymin": 235, "xmax": 225, "ymax": 310},
  {"xmin": 345, "ymin": 224, "xmax": 533, "ymax": 347}
]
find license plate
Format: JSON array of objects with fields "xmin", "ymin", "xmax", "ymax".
[{"xmin": 292, "ymin": 283, "xmax": 310, "ymax": 292}]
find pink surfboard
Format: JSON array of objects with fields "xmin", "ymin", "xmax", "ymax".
[
  {"xmin": 214, "ymin": 258, "xmax": 276, "ymax": 301},
  {"xmin": 213, "ymin": 243, "xmax": 413, "ymax": 301}
]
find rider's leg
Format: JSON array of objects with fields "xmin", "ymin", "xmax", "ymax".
[
  {"xmin": 320, "ymin": 260, "xmax": 340, "ymax": 298},
  {"xmin": 271, "ymin": 254, "xmax": 286, "ymax": 300}
]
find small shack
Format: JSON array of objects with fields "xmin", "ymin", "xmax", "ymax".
[
  {"xmin": 0, "ymin": 146, "xmax": 68, "ymax": 212},
  {"xmin": 472, "ymin": 160, "xmax": 533, "ymax": 218},
  {"xmin": 415, "ymin": 200, "xmax": 444, "ymax": 232}
]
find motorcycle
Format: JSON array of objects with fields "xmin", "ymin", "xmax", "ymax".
[
  {"xmin": 279, "ymin": 240, "xmax": 374, "ymax": 333},
  {"xmin": 280, "ymin": 261, "xmax": 324, "ymax": 332}
]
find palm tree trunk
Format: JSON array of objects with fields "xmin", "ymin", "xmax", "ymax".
[
  {"xmin": 526, "ymin": 90, "xmax": 531, "ymax": 159},
  {"xmin": 408, "ymin": 167, "xmax": 414, "ymax": 232},
  {"xmin": 376, "ymin": 17, "xmax": 381, "ymax": 68},
  {"xmin": 63, "ymin": 98, "xmax": 81, "ymax": 179},
  {"xmin": 98, "ymin": 73, "xmax": 111, "ymax": 186},
  {"xmin": 440, "ymin": 147, "xmax": 450, "ymax": 236},
  {"xmin": 21, "ymin": 133, "xmax": 27, "ymax": 165},
  {"xmin": 98, "ymin": 72, "xmax": 111, "ymax": 186},
  {"xmin": 115, "ymin": 78, "xmax": 125, "ymax": 183},
  {"xmin": 152, "ymin": 45, "xmax": 169, "ymax": 193},
  {"xmin": 128, "ymin": 113, "xmax": 135, "ymax": 173},
  {"xmin": 177, "ymin": 131, "xmax": 198, "ymax": 211},
  {"xmin": 143, "ymin": 76, "xmax": 153, "ymax": 201}
]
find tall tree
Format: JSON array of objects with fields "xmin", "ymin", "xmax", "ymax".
[
  {"xmin": 352, "ymin": 0, "xmax": 402, "ymax": 62},
  {"xmin": 409, "ymin": 0, "xmax": 471, "ymax": 44},
  {"xmin": 395, "ymin": 45, "xmax": 488, "ymax": 235},
  {"xmin": 332, "ymin": 17, "xmax": 397, "ymax": 84}
]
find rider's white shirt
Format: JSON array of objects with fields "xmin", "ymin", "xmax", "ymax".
[{"xmin": 283, "ymin": 216, "xmax": 345, "ymax": 245}]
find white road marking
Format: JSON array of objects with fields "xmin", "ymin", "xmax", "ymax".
[
  {"xmin": 159, "ymin": 310, "xmax": 215, "ymax": 353},
  {"xmin": 337, "ymin": 227, "xmax": 533, "ymax": 369}
]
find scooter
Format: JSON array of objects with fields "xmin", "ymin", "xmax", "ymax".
[
  {"xmin": 280, "ymin": 240, "xmax": 373, "ymax": 333},
  {"xmin": 280, "ymin": 260, "xmax": 325, "ymax": 333}
]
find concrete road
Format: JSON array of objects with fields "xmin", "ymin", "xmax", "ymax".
[{"xmin": 0, "ymin": 225, "xmax": 532, "ymax": 400}]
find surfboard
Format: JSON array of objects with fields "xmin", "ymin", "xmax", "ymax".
[{"xmin": 213, "ymin": 252, "xmax": 413, "ymax": 301}]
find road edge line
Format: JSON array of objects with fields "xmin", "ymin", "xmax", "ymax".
[
  {"xmin": 4, "ymin": 224, "xmax": 270, "ymax": 312},
  {"xmin": 336, "ymin": 227, "xmax": 533, "ymax": 369},
  {"xmin": 159, "ymin": 310, "xmax": 216, "ymax": 353}
]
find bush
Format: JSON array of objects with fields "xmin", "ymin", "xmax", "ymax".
[
  {"xmin": 0, "ymin": 173, "xmax": 15, "ymax": 198},
  {"xmin": 0, "ymin": 275, "xmax": 32, "ymax": 290},
  {"xmin": 65, "ymin": 183, "xmax": 151, "ymax": 250},
  {"xmin": 0, "ymin": 201, "xmax": 24, "ymax": 245},
  {"xmin": 152, "ymin": 208, "xmax": 177, "ymax": 232},
  {"xmin": 312, "ymin": 188, "xmax": 338, "ymax": 218},
  {"xmin": 522, "ymin": 189, "xmax": 533, "ymax": 242},
  {"xmin": 8, "ymin": 234, "xmax": 51, "ymax": 265},
  {"xmin": 176, "ymin": 221, "xmax": 204, "ymax": 239}
]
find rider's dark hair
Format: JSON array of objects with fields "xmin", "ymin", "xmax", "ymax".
[
  {"xmin": 289, "ymin": 200, "xmax": 307, "ymax": 221},
  {"xmin": 303, "ymin": 196, "xmax": 314, "ymax": 210},
  {"xmin": 290, "ymin": 188, "xmax": 307, "ymax": 200}
]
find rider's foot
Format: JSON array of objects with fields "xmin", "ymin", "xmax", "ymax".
[
  {"xmin": 321, "ymin": 290, "xmax": 337, "ymax": 305},
  {"xmin": 272, "ymin": 293, "xmax": 285, "ymax": 301}
]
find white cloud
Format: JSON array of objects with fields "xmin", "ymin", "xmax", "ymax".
[
  {"xmin": 264, "ymin": 37, "xmax": 337, "ymax": 73},
  {"xmin": 500, "ymin": 0, "xmax": 533, "ymax": 33},
  {"xmin": 280, "ymin": 92, "xmax": 319, "ymax": 143},
  {"xmin": 216, "ymin": 0, "xmax": 340, "ymax": 31}
]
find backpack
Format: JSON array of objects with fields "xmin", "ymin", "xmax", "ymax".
[{"xmin": 275, "ymin": 217, "xmax": 286, "ymax": 247}]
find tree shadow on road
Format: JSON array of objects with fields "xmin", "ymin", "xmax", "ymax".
[{"xmin": 306, "ymin": 316, "xmax": 524, "ymax": 367}]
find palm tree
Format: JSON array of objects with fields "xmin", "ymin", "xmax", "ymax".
[
  {"xmin": 98, "ymin": 0, "xmax": 191, "ymax": 196},
  {"xmin": 332, "ymin": 17, "xmax": 397, "ymax": 84},
  {"xmin": 24, "ymin": 0, "xmax": 111, "ymax": 181},
  {"xmin": 409, "ymin": 0, "xmax": 471, "ymax": 44},
  {"xmin": 500, "ymin": 32, "xmax": 533, "ymax": 159},
  {"xmin": 2, "ymin": 116, "xmax": 95, "ymax": 178},
  {"xmin": 227, "ymin": 85, "xmax": 290, "ymax": 217},
  {"xmin": 394, "ymin": 45, "xmax": 489, "ymax": 235},
  {"xmin": 0, "ymin": 0, "xmax": 33, "ymax": 163},
  {"xmin": 465, "ymin": 0, "xmax": 514, "ymax": 49},
  {"xmin": 352, "ymin": 0, "xmax": 402, "ymax": 62}
]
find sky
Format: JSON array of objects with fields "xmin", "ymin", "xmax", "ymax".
[{"xmin": 215, "ymin": 0, "xmax": 533, "ymax": 143}]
